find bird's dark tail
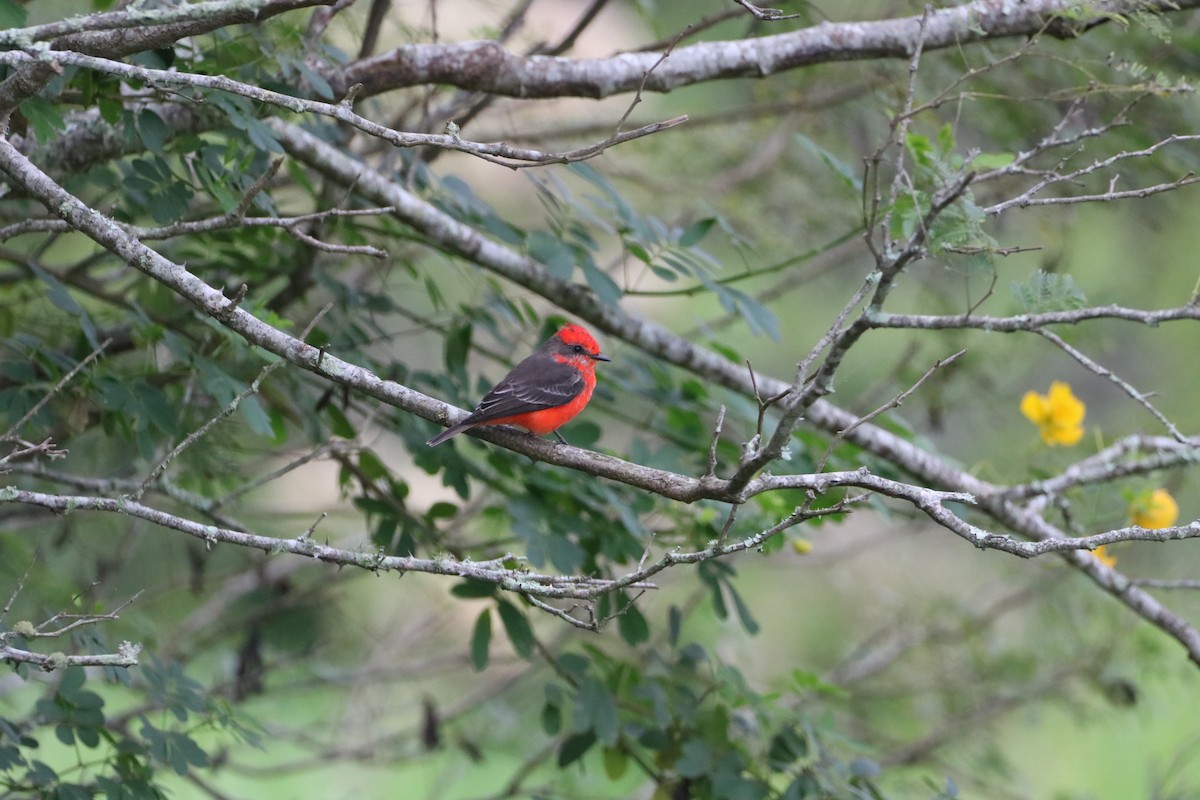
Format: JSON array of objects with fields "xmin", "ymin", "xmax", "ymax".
[{"xmin": 426, "ymin": 420, "xmax": 474, "ymax": 447}]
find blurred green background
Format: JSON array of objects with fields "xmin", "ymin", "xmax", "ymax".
[{"xmin": 4, "ymin": 1, "xmax": 1200, "ymax": 798}]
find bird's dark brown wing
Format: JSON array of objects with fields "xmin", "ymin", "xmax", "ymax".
[{"xmin": 466, "ymin": 358, "xmax": 585, "ymax": 423}]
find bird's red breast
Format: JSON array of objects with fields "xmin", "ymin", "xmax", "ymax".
[{"xmin": 426, "ymin": 324, "xmax": 610, "ymax": 446}]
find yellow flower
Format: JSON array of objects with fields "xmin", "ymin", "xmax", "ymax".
[
  {"xmin": 1020, "ymin": 381, "xmax": 1085, "ymax": 446},
  {"xmin": 1130, "ymin": 488, "xmax": 1179, "ymax": 529},
  {"xmin": 1092, "ymin": 545, "xmax": 1117, "ymax": 568}
]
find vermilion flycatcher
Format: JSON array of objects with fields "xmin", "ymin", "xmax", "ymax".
[{"xmin": 426, "ymin": 324, "xmax": 611, "ymax": 446}]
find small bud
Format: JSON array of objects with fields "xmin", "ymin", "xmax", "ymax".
[{"xmin": 792, "ymin": 539, "xmax": 814, "ymax": 555}]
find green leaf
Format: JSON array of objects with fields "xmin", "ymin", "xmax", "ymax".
[
  {"xmin": 325, "ymin": 404, "xmax": 356, "ymax": 438},
  {"xmin": 795, "ymin": 133, "xmax": 861, "ymax": 191},
  {"xmin": 714, "ymin": 285, "xmax": 780, "ymax": 340},
  {"xmin": 577, "ymin": 677, "xmax": 619, "ymax": 745},
  {"xmin": 626, "ymin": 241, "xmax": 652, "ymax": 264},
  {"xmin": 668, "ymin": 605, "xmax": 682, "ymax": 647},
  {"xmin": 132, "ymin": 383, "xmax": 176, "ymax": 436},
  {"xmin": 714, "ymin": 774, "xmax": 769, "ymax": 800},
  {"xmin": 648, "ymin": 263, "xmax": 679, "ymax": 281},
  {"xmin": 167, "ymin": 731, "xmax": 209, "ymax": 774},
  {"xmin": 791, "ymin": 668, "xmax": 848, "ymax": 698},
  {"xmin": 936, "ymin": 121, "xmax": 956, "ymax": 156},
  {"xmin": 452, "ymin": 579, "xmax": 498, "ymax": 599},
  {"xmin": 239, "ymin": 396, "xmax": 273, "ymax": 437},
  {"xmin": 581, "ymin": 262, "xmax": 623, "ymax": 305},
  {"xmin": 469, "ymin": 609, "xmax": 491, "ymax": 671},
  {"xmin": 905, "ymin": 132, "xmax": 934, "ymax": 167},
  {"xmin": 1011, "ymin": 269, "xmax": 1088, "ymax": 312},
  {"xmin": 444, "ymin": 322, "xmax": 472, "ymax": 378},
  {"xmin": 557, "ymin": 730, "xmax": 596, "ymax": 767},
  {"xmin": 541, "ymin": 701, "xmax": 562, "ymax": 735},
  {"xmin": 616, "ymin": 603, "xmax": 649, "ymax": 646},
  {"xmin": 541, "ymin": 532, "xmax": 586, "ymax": 573},
  {"xmin": 528, "ymin": 231, "xmax": 575, "ymax": 280},
  {"xmin": 726, "ymin": 582, "xmax": 760, "ymax": 635},
  {"xmin": 709, "ymin": 581, "xmax": 728, "ymax": 620},
  {"xmin": 565, "ymin": 420, "xmax": 600, "ymax": 449},
  {"xmin": 295, "ymin": 59, "xmax": 335, "ymax": 100},
  {"xmin": 358, "ymin": 449, "xmax": 389, "ymax": 481},
  {"xmin": 782, "ymin": 775, "xmax": 820, "ymax": 800},
  {"xmin": 678, "ymin": 217, "xmax": 716, "ymax": 247},
  {"xmin": 496, "ymin": 600, "xmax": 535, "ymax": 659},
  {"xmin": 193, "ymin": 357, "xmax": 240, "ymax": 406},
  {"xmin": 889, "ymin": 191, "xmax": 924, "ymax": 240},
  {"xmin": 25, "ymin": 760, "xmax": 57, "ymax": 787},
  {"xmin": 147, "ymin": 180, "xmax": 192, "ymax": 225},
  {"xmin": 602, "ymin": 745, "xmax": 628, "ymax": 780},
  {"xmin": 137, "ymin": 109, "xmax": 169, "ymax": 152},
  {"xmin": 709, "ymin": 340, "xmax": 743, "ymax": 363},
  {"xmin": 676, "ymin": 737, "xmax": 713, "ymax": 778},
  {"xmin": 19, "ymin": 97, "xmax": 65, "ymax": 143},
  {"xmin": 58, "ymin": 666, "xmax": 86, "ymax": 695},
  {"xmin": 27, "ymin": 263, "xmax": 100, "ymax": 348},
  {"xmin": 766, "ymin": 725, "xmax": 808, "ymax": 769},
  {"xmin": 52, "ymin": 783, "xmax": 92, "ymax": 800},
  {"xmin": 427, "ymin": 501, "xmax": 458, "ymax": 520},
  {"xmin": 557, "ymin": 653, "xmax": 590, "ymax": 677},
  {"xmin": 0, "ymin": 0, "xmax": 26, "ymax": 27}
]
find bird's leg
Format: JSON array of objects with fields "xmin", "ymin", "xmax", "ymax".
[{"xmin": 552, "ymin": 430, "xmax": 569, "ymax": 445}]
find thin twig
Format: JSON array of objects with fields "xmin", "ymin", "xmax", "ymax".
[
  {"xmin": 285, "ymin": 226, "xmax": 388, "ymax": 258},
  {"xmin": 1, "ymin": 559, "xmax": 34, "ymax": 618},
  {"xmin": 1131, "ymin": 578, "xmax": 1200, "ymax": 590},
  {"xmin": 814, "ymin": 349, "xmax": 966, "ymax": 474},
  {"xmin": 522, "ymin": 594, "xmax": 596, "ymax": 631},
  {"xmin": 733, "ymin": 0, "xmax": 803, "ymax": 21},
  {"xmin": 1035, "ymin": 327, "xmax": 1186, "ymax": 442},
  {"xmin": 233, "ymin": 157, "xmax": 284, "ymax": 218},
  {"xmin": 715, "ymin": 503, "xmax": 740, "ymax": 548},
  {"xmin": 703, "ymin": 405, "xmax": 726, "ymax": 479}
]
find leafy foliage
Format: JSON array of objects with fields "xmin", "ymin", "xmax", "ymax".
[
  {"xmin": 1, "ymin": 2, "xmax": 1199, "ymax": 799},
  {"xmin": 0, "ymin": 662, "xmax": 258, "ymax": 798},
  {"xmin": 1011, "ymin": 269, "xmax": 1090, "ymax": 313}
]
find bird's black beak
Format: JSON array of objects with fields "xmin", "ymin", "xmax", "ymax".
[{"xmin": 593, "ymin": 353, "xmax": 612, "ymax": 362}]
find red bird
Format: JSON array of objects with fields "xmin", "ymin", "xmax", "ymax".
[{"xmin": 426, "ymin": 324, "xmax": 611, "ymax": 447}]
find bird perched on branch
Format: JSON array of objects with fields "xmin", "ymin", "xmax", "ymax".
[{"xmin": 426, "ymin": 324, "xmax": 611, "ymax": 447}]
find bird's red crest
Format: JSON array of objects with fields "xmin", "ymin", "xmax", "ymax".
[{"xmin": 555, "ymin": 324, "xmax": 601, "ymax": 355}]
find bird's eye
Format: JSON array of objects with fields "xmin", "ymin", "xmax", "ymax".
[{"xmin": 572, "ymin": 344, "xmax": 586, "ymax": 353}]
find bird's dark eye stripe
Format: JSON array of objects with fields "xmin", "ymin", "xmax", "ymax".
[{"xmin": 572, "ymin": 344, "xmax": 585, "ymax": 353}]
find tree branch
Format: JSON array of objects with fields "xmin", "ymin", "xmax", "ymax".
[
  {"xmin": 0, "ymin": 49, "xmax": 687, "ymax": 168},
  {"xmin": 324, "ymin": 0, "xmax": 1200, "ymax": 100}
]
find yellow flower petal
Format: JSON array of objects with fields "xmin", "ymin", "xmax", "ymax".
[
  {"xmin": 1020, "ymin": 391, "xmax": 1049, "ymax": 424},
  {"xmin": 1131, "ymin": 488, "xmax": 1179, "ymax": 530},
  {"xmin": 1048, "ymin": 381, "xmax": 1085, "ymax": 425},
  {"xmin": 1051, "ymin": 421, "xmax": 1084, "ymax": 446},
  {"xmin": 1092, "ymin": 545, "xmax": 1117, "ymax": 568},
  {"xmin": 1021, "ymin": 382, "xmax": 1085, "ymax": 446}
]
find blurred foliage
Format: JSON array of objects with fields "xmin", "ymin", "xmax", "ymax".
[{"xmin": 2, "ymin": 1, "xmax": 1200, "ymax": 799}]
